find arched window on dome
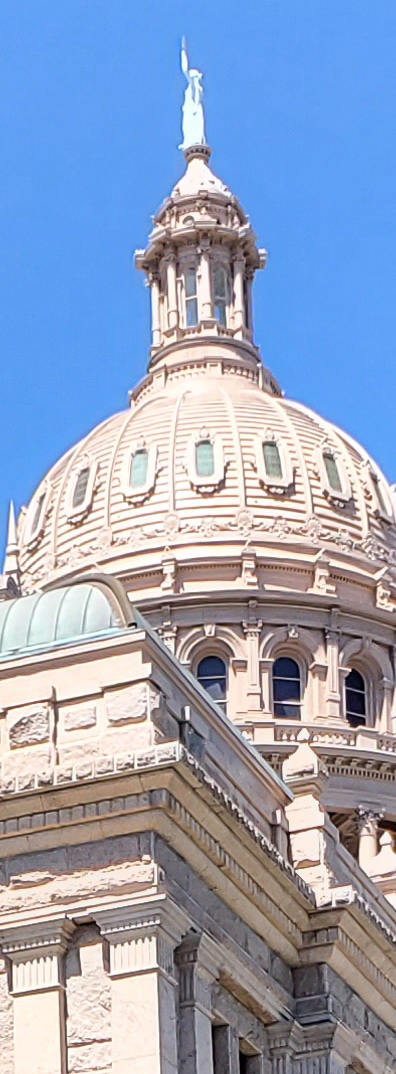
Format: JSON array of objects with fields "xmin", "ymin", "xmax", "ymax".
[
  {"xmin": 213, "ymin": 265, "xmax": 229, "ymax": 327},
  {"xmin": 186, "ymin": 429, "xmax": 225, "ymax": 491},
  {"xmin": 195, "ymin": 439, "xmax": 214, "ymax": 477},
  {"xmin": 323, "ymin": 452, "xmax": 342, "ymax": 494},
  {"xmin": 120, "ymin": 441, "xmax": 158, "ymax": 504},
  {"xmin": 72, "ymin": 467, "xmax": 90, "ymax": 509},
  {"xmin": 368, "ymin": 468, "xmax": 394, "ymax": 523},
  {"xmin": 345, "ymin": 668, "xmax": 366, "ymax": 727},
  {"xmin": 315, "ymin": 443, "xmax": 351, "ymax": 505},
  {"xmin": 272, "ymin": 656, "xmax": 301, "ymax": 719},
  {"xmin": 24, "ymin": 484, "xmax": 50, "ymax": 547},
  {"xmin": 254, "ymin": 431, "xmax": 293, "ymax": 493},
  {"xmin": 129, "ymin": 448, "xmax": 149, "ymax": 488},
  {"xmin": 184, "ymin": 268, "xmax": 198, "ymax": 328},
  {"xmin": 66, "ymin": 458, "xmax": 98, "ymax": 522},
  {"xmin": 197, "ymin": 655, "xmax": 227, "ymax": 713}
]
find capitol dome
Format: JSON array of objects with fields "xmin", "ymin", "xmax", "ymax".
[
  {"xmin": 16, "ymin": 146, "xmax": 396, "ymax": 601},
  {"xmin": 7, "ymin": 139, "xmax": 396, "ymax": 869}
]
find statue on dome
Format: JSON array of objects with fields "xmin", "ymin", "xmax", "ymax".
[{"xmin": 179, "ymin": 38, "xmax": 206, "ymax": 150}]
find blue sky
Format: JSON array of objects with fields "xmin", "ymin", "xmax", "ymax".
[{"xmin": 1, "ymin": 1, "xmax": 396, "ymax": 556}]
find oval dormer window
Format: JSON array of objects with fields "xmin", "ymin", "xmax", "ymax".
[
  {"xmin": 213, "ymin": 265, "xmax": 228, "ymax": 327},
  {"xmin": 31, "ymin": 493, "xmax": 45, "ymax": 536},
  {"xmin": 186, "ymin": 429, "xmax": 225, "ymax": 491},
  {"xmin": 185, "ymin": 268, "xmax": 198, "ymax": 327},
  {"xmin": 316, "ymin": 443, "xmax": 351, "ymax": 504},
  {"xmin": 263, "ymin": 441, "xmax": 283, "ymax": 480},
  {"xmin": 323, "ymin": 452, "xmax": 343, "ymax": 494},
  {"xmin": 66, "ymin": 458, "xmax": 98, "ymax": 522},
  {"xmin": 368, "ymin": 469, "xmax": 394, "ymax": 522},
  {"xmin": 129, "ymin": 448, "xmax": 149, "ymax": 488},
  {"xmin": 254, "ymin": 431, "xmax": 293, "ymax": 493},
  {"xmin": 72, "ymin": 467, "xmax": 90, "ymax": 509},
  {"xmin": 195, "ymin": 439, "xmax": 215, "ymax": 478},
  {"xmin": 120, "ymin": 442, "xmax": 157, "ymax": 504},
  {"xmin": 25, "ymin": 486, "xmax": 49, "ymax": 546}
]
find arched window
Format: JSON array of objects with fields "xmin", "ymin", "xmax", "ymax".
[
  {"xmin": 185, "ymin": 268, "xmax": 198, "ymax": 327},
  {"xmin": 263, "ymin": 441, "xmax": 283, "ymax": 480},
  {"xmin": 272, "ymin": 656, "xmax": 301, "ymax": 719},
  {"xmin": 27, "ymin": 493, "xmax": 45, "ymax": 543},
  {"xmin": 345, "ymin": 668, "xmax": 366, "ymax": 727},
  {"xmin": 323, "ymin": 452, "xmax": 342, "ymax": 494},
  {"xmin": 369, "ymin": 471, "xmax": 393, "ymax": 521},
  {"xmin": 72, "ymin": 467, "xmax": 90, "ymax": 509},
  {"xmin": 213, "ymin": 265, "xmax": 228, "ymax": 327},
  {"xmin": 195, "ymin": 439, "xmax": 215, "ymax": 477},
  {"xmin": 197, "ymin": 655, "xmax": 227, "ymax": 712},
  {"xmin": 129, "ymin": 448, "xmax": 149, "ymax": 488}
]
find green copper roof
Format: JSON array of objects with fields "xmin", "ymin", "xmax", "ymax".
[{"xmin": 0, "ymin": 582, "xmax": 126, "ymax": 658}]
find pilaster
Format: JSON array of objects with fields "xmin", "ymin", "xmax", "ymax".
[
  {"xmin": 0, "ymin": 916, "xmax": 75, "ymax": 1074},
  {"xmin": 97, "ymin": 898, "xmax": 188, "ymax": 1074},
  {"xmin": 324, "ymin": 629, "xmax": 341, "ymax": 719},
  {"xmin": 175, "ymin": 930, "xmax": 218, "ymax": 1074},
  {"xmin": 198, "ymin": 239, "xmax": 214, "ymax": 323},
  {"xmin": 243, "ymin": 612, "xmax": 263, "ymax": 712}
]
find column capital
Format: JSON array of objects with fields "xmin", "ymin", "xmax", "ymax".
[
  {"xmin": 175, "ymin": 930, "xmax": 218, "ymax": 1014},
  {"xmin": 96, "ymin": 896, "xmax": 189, "ymax": 979},
  {"xmin": 0, "ymin": 916, "xmax": 75, "ymax": 994},
  {"xmin": 357, "ymin": 805, "xmax": 384, "ymax": 835}
]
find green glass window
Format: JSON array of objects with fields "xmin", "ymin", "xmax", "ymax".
[
  {"xmin": 195, "ymin": 439, "xmax": 214, "ymax": 477},
  {"xmin": 372, "ymin": 475, "xmax": 388, "ymax": 515},
  {"xmin": 185, "ymin": 268, "xmax": 198, "ymax": 327},
  {"xmin": 263, "ymin": 441, "xmax": 283, "ymax": 479},
  {"xmin": 31, "ymin": 492, "xmax": 45, "ymax": 536},
  {"xmin": 129, "ymin": 449, "xmax": 149, "ymax": 488},
  {"xmin": 72, "ymin": 467, "xmax": 90, "ymax": 509},
  {"xmin": 323, "ymin": 452, "xmax": 342, "ymax": 493},
  {"xmin": 213, "ymin": 265, "xmax": 227, "ymax": 327}
]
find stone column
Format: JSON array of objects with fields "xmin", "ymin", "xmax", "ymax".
[
  {"xmin": 198, "ymin": 240, "xmax": 213, "ymax": 321},
  {"xmin": 149, "ymin": 271, "xmax": 161, "ymax": 348},
  {"xmin": 97, "ymin": 900, "xmax": 186, "ymax": 1074},
  {"xmin": 175, "ymin": 931, "xmax": 217, "ymax": 1074},
  {"xmin": 325, "ymin": 629, "xmax": 341, "ymax": 719},
  {"xmin": 0, "ymin": 917, "xmax": 74, "ymax": 1074},
  {"xmin": 232, "ymin": 254, "xmax": 245, "ymax": 336},
  {"xmin": 243, "ymin": 619, "xmax": 263, "ymax": 713},
  {"xmin": 165, "ymin": 252, "xmax": 178, "ymax": 329},
  {"xmin": 357, "ymin": 807, "xmax": 383, "ymax": 869}
]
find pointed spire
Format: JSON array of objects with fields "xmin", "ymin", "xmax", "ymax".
[{"xmin": 3, "ymin": 501, "xmax": 20, "ymax": 586}]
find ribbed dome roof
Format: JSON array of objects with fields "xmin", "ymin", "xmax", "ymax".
[
  {"xmin": 13, "ymin": 145, "xmax": 396, "ymax": 597},
  {"xmin": 18, "ymin": 359, "xmax": 396, "ymax": 593}
]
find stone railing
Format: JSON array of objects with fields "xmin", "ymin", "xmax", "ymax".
[{"xmin": 255, "ymin": 723, "xmax": 396, "ymax": 754}]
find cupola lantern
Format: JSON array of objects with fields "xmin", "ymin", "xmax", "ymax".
[{"xmin": 135, "ymin": 42, "xmax": 267, "ymax": 372}]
